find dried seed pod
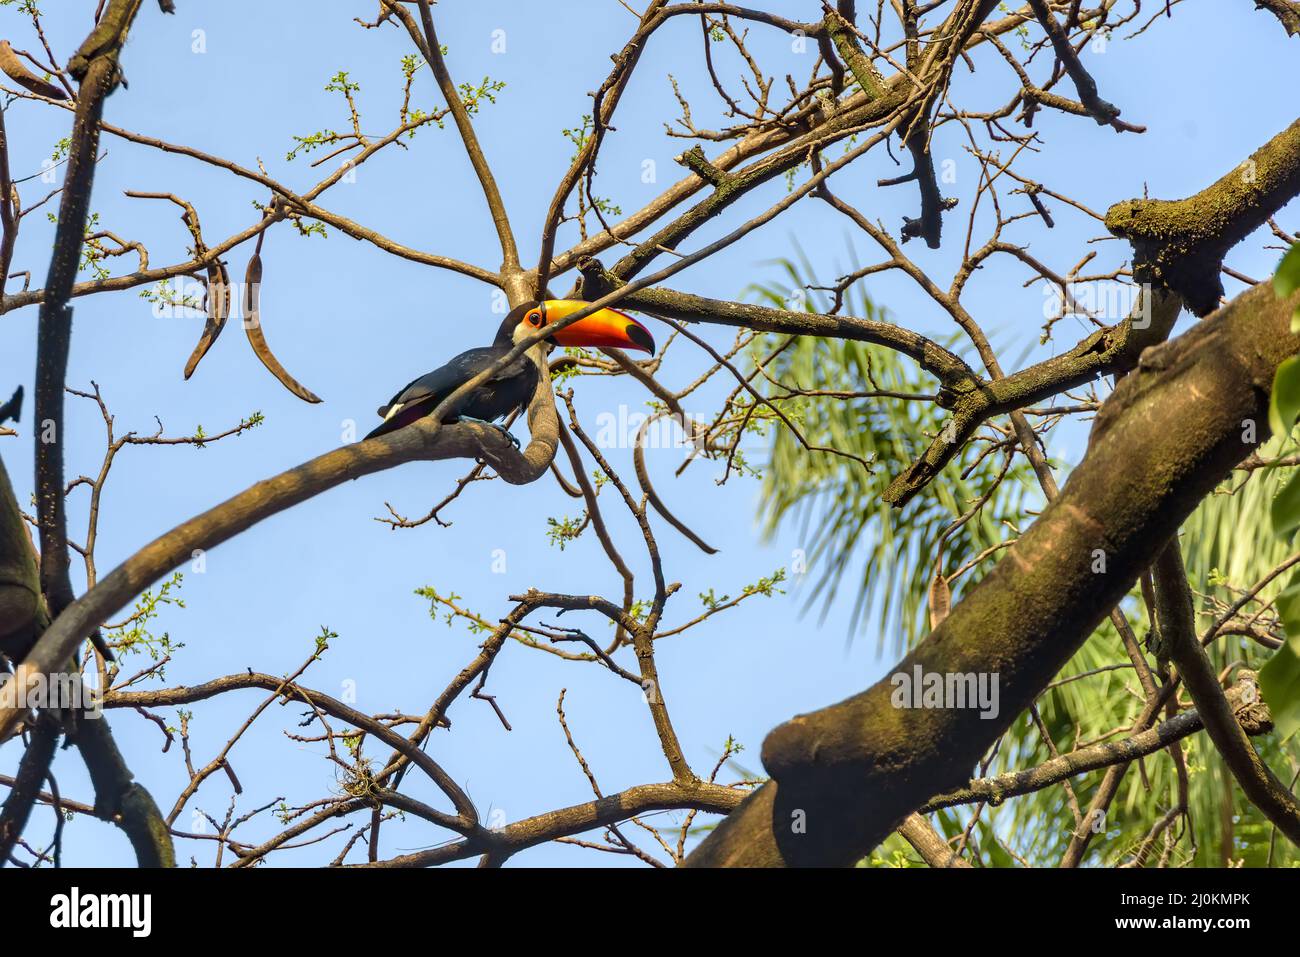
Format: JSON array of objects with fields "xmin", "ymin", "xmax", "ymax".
[
  {"xmin": 927, "ymin": 558, "xmax": 951, "ymax": 631},
  {"xmin": 0, "ymin": 40, "xmax": 67, "ymax": 100},
  {"xmin": 183, "ymin": 260, "xmax": 230, "ymax": 380},
  {"xmin": 242, "ymin": 252, "xmax": 322, "ymax": 404}
]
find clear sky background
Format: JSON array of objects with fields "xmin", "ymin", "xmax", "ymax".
[{"xmin": 1, "ymin": 1, "xmax": 1295, "ymax": 867}]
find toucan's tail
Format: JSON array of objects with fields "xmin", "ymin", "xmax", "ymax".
[{"xmin": 364, "ymin": 397, "xmax": 437, "ymax": 440}]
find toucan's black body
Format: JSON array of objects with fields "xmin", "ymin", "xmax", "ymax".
[
  {"xmin": 365, "ymin": 312, "xmax": 535, "ymax": 440},
  {"xmin": 365, "ymin": 300, "xmax": 654, "ymax": 442}
]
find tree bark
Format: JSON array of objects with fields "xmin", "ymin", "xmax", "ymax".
[
  {"xmin": 686, "ymin": 280, "xmax": 1300, "ymax": 866},
  {"xmin": 0, "ymin": 454, "xmax": 45, "ymax": 663}
]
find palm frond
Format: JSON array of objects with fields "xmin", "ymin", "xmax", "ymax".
[{"xmin": 750, "ymin": 258, "xmax": 1036, "ymax": 653}]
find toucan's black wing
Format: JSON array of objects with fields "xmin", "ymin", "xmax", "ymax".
[
  {"xmin": 367, "ymin": 346, "xmax": 538, "ymax": 440},
  {"xmin": 376, "ymin": 347, "xmax": 505, "ymax": 418}
]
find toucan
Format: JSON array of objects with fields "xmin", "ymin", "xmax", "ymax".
[{"xmin": 365, "ymin": 299, "xmax": 655, "ymax": 441}]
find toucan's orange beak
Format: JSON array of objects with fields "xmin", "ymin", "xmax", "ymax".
[{"xmin": 543, "ymin": 299, "xmax": 655, "ymax": 355}]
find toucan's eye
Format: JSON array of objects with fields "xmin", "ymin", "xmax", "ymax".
[{"xmin": 528, "ymin": 311, "xmax": 542, "ymax": 326}]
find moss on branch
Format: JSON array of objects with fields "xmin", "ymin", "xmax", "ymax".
[
  {"xmin": 1105, "ymin": 117, "xmax": 1300, "ymax": 315},
  {"xmin": 686, "ymin": 281, "xmax": 1300, "ymax": 867}
]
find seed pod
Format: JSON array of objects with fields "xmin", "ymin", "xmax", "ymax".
[
  {"xmin": 927, "ymin": 558, "xmax": 951, "ymax": 630},
  {"xmin": 242, "ymin": 252, "xmax": 322, "ymax": 404},
  {"xmin": 0, "ymin": 41, "xmax": 67, "ymax": 100},
  {"xmin": 183, "ymin": 260, "xmax": 230, "ymax": 379}
]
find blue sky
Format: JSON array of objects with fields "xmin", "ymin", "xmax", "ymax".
[{"xmin": 1, "ymin": 1, "xmax": 1295, "ymax": 867}]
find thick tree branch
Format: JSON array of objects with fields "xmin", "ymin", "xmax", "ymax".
[
  {"xmin": 8, "ymin": 0, "xmax": 177, "ymax": 869},
  {"xmin": 0, "ymin": 454, "xmax": 45, "ymax": 664},
  {"xmin": 0, "ymin": 381, "xmax": 559, "ymax": 741},
  {"xmin": 66, "ymin": 714, "xmax": 175, "ymax": 867},
  {"xmin": 543, "ymin": 0, "xmax": 1038, "ymax": 278},
  {"xmin": 890, "ymin": 116, "xmax": 1300, "ymax": 504},
  {"xmin": 1252, "ymin": 0, "xmax": 1300, "ymax": 35},
  {"xmin": 1105, "ymin": 116, "xmax": 1300, "ymax": 316},
  {"xmin": 35, "ymin": 0, "xmax": 140, "ymax": 622},
  {"xmin": 685, "ymin": 280, "xmax": 1300, "ymax": 866}
]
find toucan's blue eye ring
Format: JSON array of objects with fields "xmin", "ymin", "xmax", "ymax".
[{"xmin": 528, "ymin": 311, "xmax": 541, "ymax": 325}]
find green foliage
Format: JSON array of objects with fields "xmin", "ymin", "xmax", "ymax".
[
  {"xmin": 105, "ymin": 572, "xmax": 186, "ymax": 668},
  {"xmin": 562, "ymin": 115, "xmax": 594, "ymax": 160},
  {"xmin": 286, "ymin": 217, "xmax": 328, "ymax": 239},
  {"xmin": 700, "ymin": 568, "xmax": 786, "ymax": 610},
  {"xmin": 551, "ymin": 351, "xmax": 588, "ymax": 383},
  {"xmin": 1261, "ymin": 258, "xmax": 1300, "ymax": 742},
  {"xmin": 1262, "ymin": 633, "xmax": 1300, "ymax": 745},
  {"xmin": 324, "ymin": 70, "xmax": 360, "ymax": 97},
  {"xmin": 623, "ymin": 598, "xmax": 650, "ymax": 626},
  {"xmin": 863, "ymin": 846, "xmax": 915, "ymax": 868},
  {"xmin": 458, "ymin": 76, "xmax": 506, "ymax": 115},
  {"xmin": 287, "ymin": 67, "xmax": 504, "ymax": 163},
  {"xmin": 398, "ymin": 54, "xmax": 431, "ymax": 131},
  {"xmin": 139, "ymin": 278, "xmax": 202, "ymax": 311},
  {"xmin": 970, "ymin": 454, "xmax": 1299, "ymax": 867},
  {"xmin": 1274, "ymin": 243, "xmax": 1300, "ymax": 331},
  {"xmin": 1261, "ymin": 245, "xmax": 1300, "ymax": 743},
  {"xmin": 286, "ymin": 71, "xmax": 360, "ymax": 161},
  {"xmin": 53, "ymin": 212, "xmax": 114, "ymax": 279},
  {"xmin": 1178, "ymin": 445, "xmax": 1300, "ymax": 862},
  {"xmin": 192, "ymin": 411, "xmax": 264, "ymax": 446},
  {"xmin": 545, "ymin": 513, "xmax": 586, "ymax": 550},
  {"xmin": 252, "ymin": 197, "xmax": 328, "ymax": 238},
  {"xmin": 1268, "ymin": 356, "xmax": 1300, "ymax": 453},
  {"xmin": 414, "ymin": 585, "xmax": 488, "ymax": 635},
  {"xmin": 1271, "ymin": 452, "xmax": 1300, "ymax": 543},
  {"xmin": 285, "ymin": 130, "xmax": 341, "ymax": 162},
  {"xmin": 755, "ymin": 251, "xmax": 1300, "ymax": 866},
  {"xmin": 750, "ymin": 255, "xmax": 1036, "ymax": 651}
]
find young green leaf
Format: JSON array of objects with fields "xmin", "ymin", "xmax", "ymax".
[
  {"xmin": 1270, "ymin": 473, "xmax": 1300, "ymax": 540},
  {"xmin": 1260, "ymin": 634, "xmax": 1300, "ymax": 743},
  {"xmin": 1268, "ymin": 355, "xmax": 1300, "ymax": 442},
  {"xmin": 1274, "ymin": 243, "xmax": 1300, "ymax": 332}
]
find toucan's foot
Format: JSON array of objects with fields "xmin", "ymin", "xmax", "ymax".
[{"xmin": 459, "ymin": 416, "xmax": 519, "ymax": 449}]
